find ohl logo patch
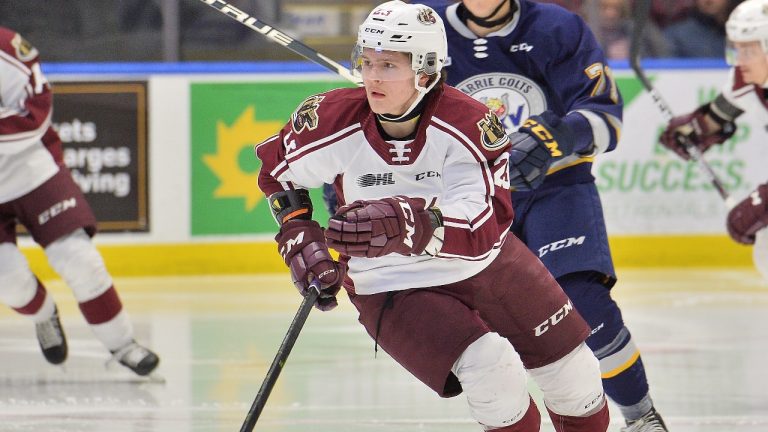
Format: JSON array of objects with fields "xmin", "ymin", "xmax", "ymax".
[
  {"xmin": 292, "ymin": 95, "xmax": 324, "ymax": 134},
  {"xmin": 357, "ymin": 172, "xmax": 395, "ymax": 187},
  {"xmin": 477, "ymin": 111, "xmax": 510, "ymax": 150}
]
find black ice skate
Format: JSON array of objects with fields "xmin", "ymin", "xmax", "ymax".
[
  {"xmin": 111, "ymin": 341, "xmax": 160, "ymax": 376},
  {"xmin": 621, "ymin": 407, "xmax": 669, "ymax": 432},
  {"xmin": 35, "ymin": 306, "xmax": 68, "ymax": 365}
]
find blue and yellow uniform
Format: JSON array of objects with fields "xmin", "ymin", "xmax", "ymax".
[{"xmin": 422, "ymin": 0, "xmax": 658, "ymax": 423}]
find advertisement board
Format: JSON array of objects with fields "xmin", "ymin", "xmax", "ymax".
[
  {"xmin": 26, "ymin": 64, "xmax": 755, "ymax": 274},
  {"xmin": 598, "ymin": 70, "xmax": 768, "ymax": 235},
  {"xmin": 190, "ymin": 80, "xmax": 352, "ymax": 236},
  {"xmin": 52, "ymin": 82, "xmax": 149, "ymax": 232}
]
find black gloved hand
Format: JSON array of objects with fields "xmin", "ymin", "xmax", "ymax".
[{"xmin": 508, "ymin": 111, "xmax": 575, "ymax": 191}]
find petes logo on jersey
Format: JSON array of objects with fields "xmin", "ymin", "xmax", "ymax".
[
  {"xmin": 291, "ymin": 95, "xmax": 324, "ymax": 134},
  {"xmin": 477, "ymin": 112, "xmax": 509, "ymax": 151},
  {"xmin": 10, "ymin": 33, "xmax": 38, "ymax": 62},
  {"xmin": 456, "ymin": 73, "xmax": 547, "ymax": 133}
]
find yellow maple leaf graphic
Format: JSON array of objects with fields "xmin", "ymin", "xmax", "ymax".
[{"xmin": 203, "ymin": 106, "xmax": 283, "ymax": 211}]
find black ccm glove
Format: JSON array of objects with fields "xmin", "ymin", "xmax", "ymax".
[{"xmin": 508, "ymin": 111, "xmax": 575, "ymax": 191}]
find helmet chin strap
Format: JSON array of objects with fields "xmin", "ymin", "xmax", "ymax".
[
  {"xmin": 378, "ymin": 73, "xmax": 440, "ymax": 122},
  {"xmin": 458, "ymin": 0, "xmax": 517, "ymax": 28}
]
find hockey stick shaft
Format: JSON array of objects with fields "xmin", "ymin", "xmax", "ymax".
[
  {"xmin": 629, "ymin": 0, "xmax": 731, "ymax": 204},
  {"xmin": 240, "ymin": 279, "xmax": 321, "ymax": 432},
  {"xmin": 198, "ymin": 0, "xmax": 362, "ymax": 85}
]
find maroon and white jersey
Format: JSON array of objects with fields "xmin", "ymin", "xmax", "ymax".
[
  {"xmin": 0, "ymin": 27, "xmax": 61, "ymax": 203},
  {"xmin": 257, "ymin": 86, "xmax": 514, "ymax": 294},
  {"xmin": 721, "ymin": 66, "xmax": 768, "ymax": 114}
]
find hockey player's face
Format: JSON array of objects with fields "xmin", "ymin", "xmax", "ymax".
[
  {"xmin": 462, "ymin": 0, "xmax": 510, "ymax": 20},
  {"xmin": 728, "ymin": 41, "xmax": 768, "ymax": 84},
  {"xmin": 359, "ymin": 49, "xmax": 421, "ymax": 116}
]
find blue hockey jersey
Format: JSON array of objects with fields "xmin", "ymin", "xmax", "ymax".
[{"xmin": 421, "ymin": 0, "xmax": 623, "ymax": 187}]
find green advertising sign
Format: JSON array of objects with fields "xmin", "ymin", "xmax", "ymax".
[
  {"xmin": 598, "ymin": 76, "xmax": 753, "ymax": 196},
  {"xmin": 190, "ymin": 81, "xmax": 351, "ymax": 236}
]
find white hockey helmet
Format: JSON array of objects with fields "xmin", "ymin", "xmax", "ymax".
[
  {"xmin": 726, "ymin": 0, "xmax": 768, "ymax": 51},
  {"xmin": 353, "ymin": 0, "xmax": 447, "ymax": 79}
]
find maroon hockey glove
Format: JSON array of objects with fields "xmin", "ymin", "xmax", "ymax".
[
  {"xmin": 275, "ymin": 219, "xmax": 346, "ymax": 311},
  {"xmin": 727, "ymin": 183, "xmax": 768, "ymax": 245},
  {"xmin": 508, "ymin": 111, "xmax": 574, "ymax": 191},
  {"xmin": 660, "ymin": 105, "xmax": 736, "ymax": 161},
  {"xmin": 325, "ymin": 196, "xmax": 440, "ymax": 258}
]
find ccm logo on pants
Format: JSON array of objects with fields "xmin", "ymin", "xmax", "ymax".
[
  {"xmin": 534, "ymin": 300, "xmax": 574, "ymax": 336},
  {"xmin": 38, "ymin": 198, "xmax": 77, "ymax": 225}
]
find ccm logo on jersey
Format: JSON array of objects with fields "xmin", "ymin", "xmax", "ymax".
[
  {"xmin": 509, "ymin": 43, "xmax": 534, "ymax": 53},
  {"xmin": 415, "ymin": 171, "xmax": 441, "ymax": 181},
  {"xmin": 538, "ymin": 236, "xmax": 586, "ymax": 257},
  {"xmin": 534, "ymin": 300, "xmax": 574, "ymax": 336},
  {"xmin": 38, "ymin": 198, "xmax": 77, "ymax": 225},
  {"xmin": 523, "ymin": 118, "xmax": 563, "ymax": 157}
]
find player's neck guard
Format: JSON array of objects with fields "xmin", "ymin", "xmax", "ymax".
[{"xmin": 458, "ymin": 0, "xmax": 517, "ymax": 29}]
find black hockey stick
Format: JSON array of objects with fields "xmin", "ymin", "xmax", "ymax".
[
  {"xmin": 629, "ymin": 0, "xmax": 732, "ymax": 205},
  {"xmin": 197, "ymin": 0, "xmax": 363, "ymax": 85},
  {"xmin": 240, "ymin": 278, "xmax": 321, "ymax": 432}
]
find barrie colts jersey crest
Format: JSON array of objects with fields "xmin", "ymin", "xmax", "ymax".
[{"xmin": 456, "ymin": 73, "xmax": 546, "ymax": 134}]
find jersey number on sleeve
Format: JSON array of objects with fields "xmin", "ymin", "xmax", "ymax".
[
  {"xmin": 584, "ymin": 63, "xmax": 619, "ymax": 104},
  {"xmin": 492, "ymin": 153, "xmax": 510, "ymax": 190},
  {"xmin": 30, "ymin": 62, "xmax": 48, "ymax": 95}
]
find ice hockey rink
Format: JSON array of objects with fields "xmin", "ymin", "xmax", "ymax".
[{"xmin": 1, "ymin": 268, "xmax": 767, "ymax": 432}]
